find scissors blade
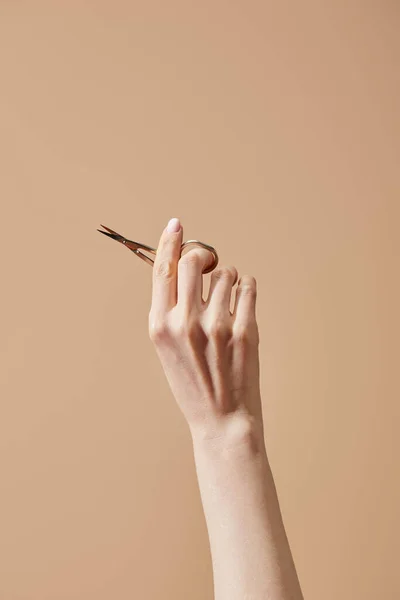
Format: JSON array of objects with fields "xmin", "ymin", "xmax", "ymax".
[
  {"xmin": 97, "ymin": 224, "xmax": 127, "ymax": 244},
  {"xmin": 97, "ymin": 224, "xmax": 143, "ymax": 252},
  {"xmin": 97, "ymin": 224, "xmax": 149, "ymax": 256}
]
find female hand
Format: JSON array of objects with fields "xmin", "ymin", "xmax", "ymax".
[
  {"xmin": 148, "ymin": 217, "xmax": 264, "ymax": 448},
  {"xmin": 148, "ymin": 219, "xmax": 304, "ymax": 600}
]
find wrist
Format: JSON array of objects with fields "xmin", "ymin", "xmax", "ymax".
[{"xmin": 190, "ymin": 410, "xmax": 267, "ymax": 462}]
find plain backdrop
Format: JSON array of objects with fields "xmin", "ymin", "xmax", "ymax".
[{"xmin": 1, "ymin": 2, "xmax": 399, "ymax": 599}]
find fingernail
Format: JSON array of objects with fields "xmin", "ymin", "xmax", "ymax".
[{"xmin": 167, "ymin": 217, "xmax": 181, "ymax": 233}]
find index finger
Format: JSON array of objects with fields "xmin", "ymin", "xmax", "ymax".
[{"xmin": 151, "ymin": 218, "xmax": 183, "ymax": 314}]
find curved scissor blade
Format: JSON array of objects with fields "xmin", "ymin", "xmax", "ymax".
[
  {"xmin": 97, "ymin": 228, "xmax": 122, "ymax": 241},
  {"xmin": 97, "ymin": 224, "xmax": 130, "ymax": 245}
]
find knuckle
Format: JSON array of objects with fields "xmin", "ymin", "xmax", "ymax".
[
  {"xmin": 228, "ymin": 265, "xmax": 238, "ymax": 280},
  {"xmin": 208, "ymin": 319, "xmax": 231, "ymax": 342},
  {"xmin": 173, "ymin": 318, "xmax": 201, "ymax": 342},
  {"xmin": 179, "ymin": 250, "xmax": 201, "ymax": 270},
  {"xmin": 233, "ymin": 321, "xmax": 259, "ymax": 346},
  {"xmin": 240, "ymin": 285, "xmax": 256, "ymax": 298},
  {"xmin": 171, "ymin": 319, "xmax": 185, "ymax": 338},
  {"xmin": 148, "ymin": 316, "xmax": 169, "ymax": 343},
  {"xmin": 212, "ymin": 266, "xmax": 233, "ymax": 281},
  {"xmin": 239, "ymin": 275, "xmax": 257, "ymax": 294},
  {"xmin": 233, "ymin": 324, "xmax": 250, "ymax": 344},
  {"xmin": 155, "ymin": 258, "xmax": 175, "ymax": 280}
]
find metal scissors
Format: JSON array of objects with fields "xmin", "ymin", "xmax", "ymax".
[{"xmin": 97, "ymin": 224, "xmax": 219, "ymax": 274}]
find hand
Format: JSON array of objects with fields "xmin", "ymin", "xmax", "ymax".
[{"xmin": 148, "ymin": 218, "xmax": 264, "ymax": 447}]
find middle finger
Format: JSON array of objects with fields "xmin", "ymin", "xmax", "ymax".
[{"xmin": 177, "ymin": 247, "xmax": 215, "ymax": 311}]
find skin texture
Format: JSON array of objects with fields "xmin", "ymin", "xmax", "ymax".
[{"xmin": 148, "ymin": 218, "xmax": 304, "ymax": 600}]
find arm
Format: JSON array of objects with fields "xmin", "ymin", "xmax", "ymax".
[
  {"xmin": 148, "ymin": 217, "xmax": 304, "ymax": 600},
  {"xmin": 191, "ymin": 418, "xmax": 303, "ymax": 600}
]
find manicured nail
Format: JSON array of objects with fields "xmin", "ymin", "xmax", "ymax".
[{"xmin": 167, "ymin": 217, "xmax": 181, "ymax": 233}]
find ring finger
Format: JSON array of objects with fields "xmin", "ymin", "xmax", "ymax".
[{"xmin": 205, "ymin": 265, "xmax": 238, "ymax": 314}]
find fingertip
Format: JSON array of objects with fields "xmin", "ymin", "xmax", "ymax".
[
  {"xmin": 238, "ymin": 275, "xmax": 257, "ymax": 289},
  {"xmin": 166, "ymin": 217, "xmax": 181, "ymax": 234}
]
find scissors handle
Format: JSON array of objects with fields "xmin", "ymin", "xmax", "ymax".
[
  {"xmin": 181, "ymin": 240, "xmax": 219, "ymax": 274},
  {"xmin": 133, "ymin": 240, "xmax": 218, "ymax": 274}
]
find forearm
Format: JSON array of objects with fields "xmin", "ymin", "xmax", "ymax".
[{"xmin": 191, "ymin": 414, "xmax": 303, "ymax": 600}]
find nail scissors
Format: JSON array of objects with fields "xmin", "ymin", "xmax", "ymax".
[{"xmin": 97, "ymin": 224, "xmax": 219, "ymax": 274}]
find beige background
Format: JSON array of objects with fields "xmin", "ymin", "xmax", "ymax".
[{"xmin": 1, "ymin": 2, "xmax": 399, "ymax": 599}]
